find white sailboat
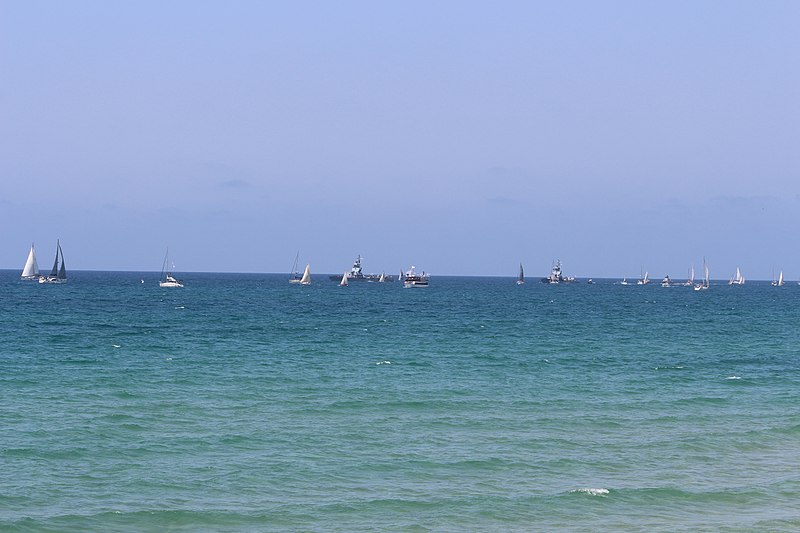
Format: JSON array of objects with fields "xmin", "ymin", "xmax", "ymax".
[
  {"xmin": 288, "ymin": 252, "xmax": 303, "ymax": 283},
  {"xmin": 637, "ymin": 270, "xmax": 650, "ymax": 285},
  {"xmin": 684, "ymin": 265, "xmax": 695, "ymax": 286},
  {"xmin": 21, "ymin": 243, "xmax": 40, "ymax": 280},
  {"xmin": 729, "ymin": 267, "xmax": 745, "ymax": 286},
  {"xmin": 159, "ymin": 248, "xmax": 184, "ymax": 288},
  {"xmin": 378, "ymin": 272, "xmax": 386, "ymax": 283},
  {"xmin": 517, "ymin": 262, "xmax": 525, "ymax": 285},
  {"xmin": 38, "ymin": 240, "xmax": 67, "ymax": 284},
  {"xmin": 772, "ymin": 270, "xmax": 784, "ymax": 287},
  {"xmin": 694, "ymin": 259, "xmax": 709, "ymax": 291},
  {"xmin": 339, "ymin": 271, "xmax": 348, "ymax": 286},
  {"xmin": 300, "ymin": 264, "xmax": 311, "ymax": 285}
]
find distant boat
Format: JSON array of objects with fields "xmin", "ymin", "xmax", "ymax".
[
  {"xmin": 288, "ymin": 252, "xmax": 303, "ymax": 284},
  {"xmin": 772, "ymin": 270, "xmax": 785, "ymax": 287},
  {"xmin": 587, "ymin": 278, "xmax": 594, "ymax": 284},
  {"xmin": 339, "ymin": 271, "xmax": 348, "ymax": 286},
  {"xmin": 21, "ymin": 243, "xmax": 41, "ymax": 280},
  {"xmin": 516, "ymin": 262, "xmax": 525, "ymax": 285},
  {"xmin": 329, "ymin": 255, "xmax": 389, "ymax": 282},
  {"xmin": 541, "ymin": 260, "xmax": 576, "ymax": 284},
  {"xmin": 378, "ymin": 272, "xmax": 386, "ymax": 283},
  {"xmin": 38, "ymin": 240, "xmax": 67, "ymax": 284},
  {"xmin": 620, "ymin": 277, "xmax": 629, "ymax": 285},
  {"xmin": 729, "ymin": 267, "xmax": 745, "ymax": 286},
  {"xmin": 159, "ymin": 248, "xmax": 184, "ymax": 288},
  {"xmin": 661, "ymin": 275, "xmax": 671, "ymax": 287},
  {"xmin": 403, "ymin": 266, "xmax": 429, "ymax": 288},
  {"xmin": 637, "ymin": 269, "xmax": 650, "ymax": 285},
  {"xmin": 694, "ymin": 258, "xmax": 709, "ymax": 291},
  {"xmin": 300, "ymin": 264, "xmax": 311, "ymax": 285},
  {"xmin": 684, "ymin": 265, "xmax": 695, "ymax": 287}
]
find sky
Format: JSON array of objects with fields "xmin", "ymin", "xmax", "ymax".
[{"xmin": 2, "ymin": 1, "xmax": 799, "ymax": 278}]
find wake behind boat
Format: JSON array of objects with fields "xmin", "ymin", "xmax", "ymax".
[{"xmin": 38, "ymin": 240, "xmax": 67, "ymax": 284}]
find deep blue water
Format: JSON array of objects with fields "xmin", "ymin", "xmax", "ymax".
[{"xmin": 2, "ymin": 270, "xmax": 800, "ymax": 531}]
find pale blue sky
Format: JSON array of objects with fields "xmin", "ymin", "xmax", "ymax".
[{"xmin": 2, "ymin": 1, "xmax": 799, "ymax": 278}]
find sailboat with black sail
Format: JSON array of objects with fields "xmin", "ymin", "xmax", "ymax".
[
  {"xmin": 39, "ymin": 240, "xmax": 67, "ymax": 284},
  {"xmin": 517, "ymin": 263, "xmax": 525, "ymax": 285}
]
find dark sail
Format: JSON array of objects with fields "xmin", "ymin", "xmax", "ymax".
[
  {"xmin": 50, "ymin": 241, "xmax": 60, "ymax": 277},
  {"xmin": 57, "ymin": 243, "xmax": 66, "ymax": 279}
]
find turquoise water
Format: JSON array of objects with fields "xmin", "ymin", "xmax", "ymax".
[{"xmin": 2, "ymin": 271, "xmax": 800, "ymax": 531}]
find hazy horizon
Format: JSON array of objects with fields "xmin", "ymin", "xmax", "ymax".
[{"xmin": 3, "ymin": 2, "xmax": 799, "ymax": 278}]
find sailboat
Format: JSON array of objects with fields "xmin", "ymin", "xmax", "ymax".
[
  {"xmin": 516, "ymin": 263, "xmax": 525, "ymax": 285},
  {"xmin": 288, "ymin": 252, "xmax": 303, "ymax": 283},
  {"xmin": 637, "ymin": 269, "xmax": 650, "ymax": 285},
  {"xmin": 38, "ymin": 240, "xmax": 67, "ymax": 284},
  {"xmin": 159, "ymin": 248, "xmax": 184, "ymax": 288},
  {"xmin": 339, "ymin": 271, "xmax": 348, "ymax": 286},
  {"xmin": 729, "ymin": 267, "xmax": 745, "ymax": 286},
  {"xmin": 772, "ymin": 270, "xmax": 785, "ymax": 287},
  {"xmin": 684, "ymin": 265, "xmax": 695, "ymax": 286},
  {"xmin": 694, "ymin": 259, "xmax": 709, "ymax": 291},
  {"xmin": 299, "ymin": 264, "xmax": 311, "ymax": 285},
  {"xmin": 378, "ymin": 272, "xmax": 386, "ymax": 283},
  {"xmin": 21, "ymin": 243, "xmax": 41, "ymax": 280}
]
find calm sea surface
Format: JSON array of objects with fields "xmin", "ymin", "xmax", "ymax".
[{"xmin": 2, "ymin": 270, "xmax": 800, "ymax": 531}]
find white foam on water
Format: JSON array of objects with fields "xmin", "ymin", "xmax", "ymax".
[
  {"xmin": 175, "ymin": 306, "xmax": 185, "ymax": 309},
  {"xmin": 726, "ymin": 375, "xmax": 742, "ymax": 380},
  {"xmin": 376, "ymin": 361, "xmax": 391, "ymax": 365},
  {"xmin": 112, "ymin": 344, "xmax": 121, "ymax": 348},
  {"xmin": 570, "ymin": 487, "xmax": 609, "ymax": 496}
]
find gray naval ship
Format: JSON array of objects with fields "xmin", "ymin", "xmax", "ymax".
[{"xmin": 329, "ymin": 255, "xmax": 393, "ymax": 282}]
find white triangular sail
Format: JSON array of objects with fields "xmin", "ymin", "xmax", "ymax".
[
  {"xmin": 378, "ymin": 272, "xmax": 386, "ymax": 283},
  {"xmin": 300, "ymin": 264, "xmax": 311, "ymax": 285},
  {"xmin": 21, "ymin": 243, "xmax": 40, "ymax": 279},
  {"xmin": 778, "ymin": 271, "xmax": 784, "ymax": 286},
  {"xmin": 339, "ymin": 271, "xmax": 348, "ymax": 286}
]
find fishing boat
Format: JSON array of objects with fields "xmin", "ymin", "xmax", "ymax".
[
  {"xmin": 299, "ymin": 264, "xmax": 311, "ymax": 285},
  {"xmin": 541, "ymin": 260, "xmax": 576, "ymax": 283},
  {"xmin": 288, "ymin": 252, "xmax": 303, "ymax": 283},
  {"xmin": 21, "ymin": 243, "xmax": 41, "ymax": 280},
  {"xmin": 694, "ymin": 259, "xmax": 710, "ymax": 291},
  {"xmin": 516, "ymin": 263, "xmax": 525, "ymax": 285},
  {"xmin": 339, "ymin": 271, "xmax": 348, "ymax": 286},
  {"xmin": 38, "ymin": 240, "xmax": 67, "ymax": 284},
  {"xmin": 329, "ymin": 255, "xmax": 390, "ymax": 282},
  {"xmin": 158, "ymin": 248, "xmax": 184, "ymax": 288},
  {"xmin": 729, "ymin": 267, "xmax": 745, "ymax": 286},
  {"xmin": 403, "ymin": 266, "xmax": 429, "ymax": 288}
]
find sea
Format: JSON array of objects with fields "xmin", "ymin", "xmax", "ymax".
[{"xmin": 2, "ymin": 270, "xmax": 800, "ymax": 532}]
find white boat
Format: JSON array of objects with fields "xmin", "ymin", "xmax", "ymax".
[
  {"xmin": 541, "ymin": 260, "xmax": 576, "ymax": 283},
  {"xmin": 661, "ymin": 275, "xmax": 671, "ymax": 287},
  {"xmin": 159, "ymin": 248, "xmax": 184, "ymax": 288},
  {"xmin": 772, "ymin": 270, "xmax": 785, "ymax": 287},
  {"xmin": 378, "ymin": 272, "xmax": 386, "ymax": 283},
  {"xmin": 516, "ymin": 262, "xmax": 525, "ymax": 285},
  {"xmin": 299, "ymin": 264, "xmax": 311, "ymax": 285},
  {"xmin": 684, "ymin": 265, "xmax": 695, "ymax": 286},
  {"xmin": 620, "ymin": 277, "xmax": 629, "ymax": 285},
  {"xmin": 339, "ymin": 271, "xmax": 348, "ymax": 286},
  {"xmin": 637, "ymin": 269, "xmax": 650, "ymax": 285},
  {"xmin": 694, "ymin": 259, "xmax": 710, "ymax": 291},
  {"xmin": 288, "ymin": 252, "xmax": 303, "ymax": 283},
  {"xmin": 38, "ymin": 240, "xmax": 67, "ymax": 284},
  {"xmin": 403, "ymin": 266, "xmax": 429, "ymax": 288},
  {"xmin": 21, "ymin": 243, "xmax": 41, "ymax": 280},
  {"xmin": 729, "ymin": 267, "xmax": 745, "ymax": 286}
]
